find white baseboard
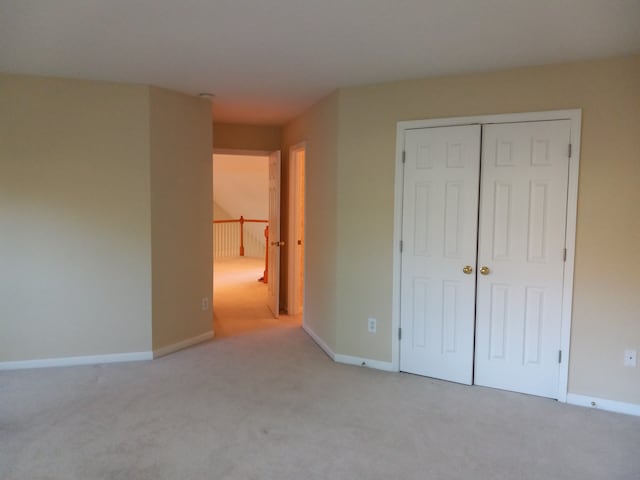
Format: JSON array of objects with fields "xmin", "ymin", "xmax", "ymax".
[
  {"xmin": 153, "ymin": 330, "xmax": 214, "ymax": 359},
  {"xmin": 301, "ymin": 323, "xmax": 395, "ymax": 372},
  {"xmin": 302, "ymin": 323, "xmax": 335, "ymax": 360},
  {"xmin": 334, "ymin": 353, "xmax": 396, "ymax": 372},
  {"xmin": 0, "ymin": 351, "xmax": 153, "ymax": 371},
  {"xmin": 0, "ymin": 330, "xmax": 216, "ymax": 370},
  {"xmin": 566, "ymin": 393, "xmax": 640, "ymax": 417}
]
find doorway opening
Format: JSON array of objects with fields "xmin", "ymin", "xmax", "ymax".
[{"xmin": 212, "ymin": 150, "xmax": 298, "ymax": 338}]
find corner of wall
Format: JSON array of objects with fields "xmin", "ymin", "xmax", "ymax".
[
  {"xmin": 0, "ymin": 73, "xmax": 153, "ymax": 362},
  {"xmin": 282, "ymin": 91, "xmax": 341, "ymax": 354},
  {"xmin": 149, "ymin": 87, "xmax": 214, "ymax": 352}
]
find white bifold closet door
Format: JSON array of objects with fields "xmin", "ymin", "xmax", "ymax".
[
  {"xmin": 400, "ymin": 125, "xmax": 481, "ymax": 385},
  {"xmin": 399, "ymin": 120, "xmax": 570, "ymax": 399},
  {"xmin": 474, "ymin": 120, "xmax": 570, "ymax": 398}
]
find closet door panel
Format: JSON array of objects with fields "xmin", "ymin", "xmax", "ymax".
[
  {"xmin": 400, "ymin": 125, "xmax": 480, "ymax": 384},
  {"xmin": 474, "ymin": 120, "xmax": 570, "ymax": 398}
]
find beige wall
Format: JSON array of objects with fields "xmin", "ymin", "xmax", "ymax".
[
  {"xmin": 282, "ymin": 92, "xmax": 341, "ymax": 351},
  {"xmin": 0, "ymin": 74, "xmax": 213, "ymax": 361},
  {"xmin": 149, "ymin": 87, "xmax": 213, "ymax": 350},
  {"xmin": 213, "ymin": 123, "xmax": 282, "ymax": 152},
  {"xmin": 331, "ymin": 55, "xmax": 640, "ymax": 404},
  {"xmin": 0, "ymin": 74, "xmax": 153, "ymax": 360}
]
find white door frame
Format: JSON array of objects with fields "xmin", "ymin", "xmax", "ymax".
[
  {"xmin": 287, "ymin": 142, "xmax": 306, "ymax": 316},
  {"xmin": 391, "ymin": 109, "xmax": 582, "ymax": 402}
]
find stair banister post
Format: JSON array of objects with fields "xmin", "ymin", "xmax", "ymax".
[
  {"xmin": 239, "ymin": 216, "xmax": 245, "ymax": 256},
  {"xmin": 263, "ymin": 225, "xmax": 269, "ymax": 283}
]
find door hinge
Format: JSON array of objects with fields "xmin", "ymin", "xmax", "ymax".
[
  {"xmin": 400, "ymin": 240, "xmax": 403, "ymax": 253},
  {"xmin": 558, "ymin": 350, "xmax": 562, "ymax": 364},
  {"xmin": 563, "ymin": 248, "xmax": 567, "ymax": 262},
  {"xmin": 568, "ymin": 143, "xmax": 572, "ymax": 158},
  {"xmin": 402, "ymin": 151, "xmax": 406, "ymax": 164},
  {"xmin": 398, "ymin": 327, "xmax": 402, "ymax": 341}
]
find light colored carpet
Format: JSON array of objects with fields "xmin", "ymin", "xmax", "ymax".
[
  {"xmin": 1, "ymin": 259, "xmax": 639, "ymax": 479},
  {"xmin": 213, "ymin": 256, "xmax": 300, "ymax": 338}
]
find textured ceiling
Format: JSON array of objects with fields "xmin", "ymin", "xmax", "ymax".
[{"xmin": 1, "ymin": 0, "xmax": 639, "ymax": 125}]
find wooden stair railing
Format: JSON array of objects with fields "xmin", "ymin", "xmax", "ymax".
[{"xmin": 213, "ymin": 216, "xmax": 269, "ymax": 282}]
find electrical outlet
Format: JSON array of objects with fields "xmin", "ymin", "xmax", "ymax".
[
  {"xmin": 201, "ymin": 297, "xmax": 209, "ymax": 311},
  {"xmin": 367, "ymin": 317, "xmax": 377, "ymax": 333},
  {"xmin": 624, "ymin": 349, "xmax": 637, "ymax": 367}
]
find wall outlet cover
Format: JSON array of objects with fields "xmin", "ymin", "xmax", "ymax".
[{"xmin": 367, "ymin": 317, "xmax": 377, "ymax": 333}]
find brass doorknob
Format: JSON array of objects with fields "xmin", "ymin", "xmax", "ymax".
[
  {"xmin": 480, "ymin": 266, "xmax": 490, "ymax": 275},
  {"xmin": 271, "ymin": 241, "xmax": 285, "ymax": 247},
  {"xmin": 463, "ymin": 265, "xmax": 473, "ymax": 274}
]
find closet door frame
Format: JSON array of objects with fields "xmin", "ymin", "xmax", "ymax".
[{"xmin": 391, "ymin": 110, "xmax": 582, "ymax": 402}]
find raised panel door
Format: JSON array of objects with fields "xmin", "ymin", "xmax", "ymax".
[
  {"xmin": 400, "ymin": 125, "xmax": 481, "ymax": 384},
  {"xmin": 474, "ymin": 120, "xmax": 570, "ymax": 398}
]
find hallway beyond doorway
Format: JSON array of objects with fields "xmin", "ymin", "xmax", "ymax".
[{"xmin": 213, "ymin": 257, "xmax": 300, "ymax": 338}]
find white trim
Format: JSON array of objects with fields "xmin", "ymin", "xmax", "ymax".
[
  {"xmin": 334, "ymin": 354, "xmax": 396, "ymax": 372},
  {"xmin": 397, "ymin": 109, "xmax": 581, "ymax": 131},
  {"xmin": 392, "ymin": 109, "xmax": 582, "ymax": 401},
  {"xmin": 153, "ymin": 330, "xmax": 214, "ymax": 358},
  {"xmin": 287, "ymin": 141, "xmax": 306, "ymax": 315},
  {"xmin": 302, "ymin": 323, "xmax": 395, "ymax": 372},
  {"xmin": 566, "ymin": 393, "xmax": 640, "ymax": 417},
  {"xmin": 213, "ymin": 148, "xmax": 273, "ymax": 156},
  {"xmin": 0, "ymin": 351, "xmax": 153, "ymax": 370},
  {"xmin": 302, "ymin": 323, "xmax": 335, "ymax": 360},
  {"xmin": 391, "ymin": 121, "xmax": 406, "ymax": 373},
  {"xmin": 557, "ymin": 113, "xmax": 581, "ymax": 402}
]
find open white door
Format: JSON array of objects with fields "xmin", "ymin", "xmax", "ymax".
[{"xmin": 267, "ymin": 150, "xmax": 281, "ymax": 318}]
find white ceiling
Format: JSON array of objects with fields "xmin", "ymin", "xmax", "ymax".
[{"xmin": 1, "ymin": 0, "xmax": 639, "ymax": 125}]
